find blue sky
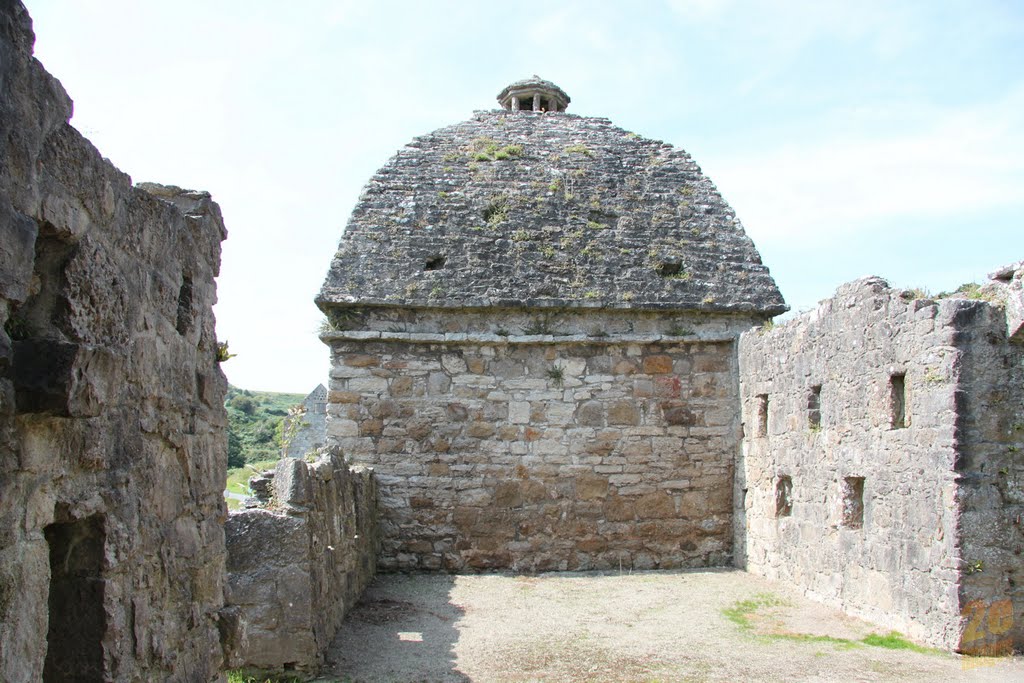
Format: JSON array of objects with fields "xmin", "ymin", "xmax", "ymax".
[{"xmin": 25, "ymin": 0, "xmax": 1024, "ymax": 392}]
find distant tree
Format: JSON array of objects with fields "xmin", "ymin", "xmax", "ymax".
[
  {"xmin": 252, "ymin": 422, "xmax": 276, "ymax": 444},
  {"xmin": 227, "ymin": 426, "xmax": 245, "ymax": 468},
  {"xmin": 229, "ymin": 394, "xmax": 257, "ymax": 415}
]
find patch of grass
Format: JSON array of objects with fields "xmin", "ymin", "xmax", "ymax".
[
  {"xmin": 524, "ymin": 316, "xmax": 557, "ymax": 335},
  {"xmin": 216, "ymin": 341, "xmax": 237, "ymax": 363},
  {"xmin": 901, "ymin": 287, "xmax": 931, "ymax": 300},
  {"xmin": 3, "ymin": 314, "xmax": 30, "ymax": 340},
  {"xmin": 722, "ymin": 592, "xmax": 787, "ymax": 631},
  {"xmin": 227, "ymin": 671, "xmax": 314, "ymax": 683},
  {"xmin": 936, "ymin": 282, "xmax": 1000, "ymax": 302},
  {"xmin": 483, "ymin": 196, "xmax": 510, "ymax": 227},
  {"xmin": 564, "ymin": 143, "xmax": 593, "ymax": 157},
  {"xmin": 723, "ymin": 596, "xmax": 940, "ymax": 655},
  {"xmin": 226, "ymin": 458, "xmax": 280, "ymax": 494},
  {"xmin": 546, "ymin": 366, "xmax": 565, "ymax": 386},
  {"xmin": 862, "ymin": 631, "xmax": 940, "ymax": 654},
  {"xmin": 469, "ymin": 137, "xmax": 523, "ymax": 162}
]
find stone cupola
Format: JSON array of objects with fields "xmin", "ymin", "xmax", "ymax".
[{"xmin": 497, "ymin": 75, "xmax": 570, "ymax": 112}]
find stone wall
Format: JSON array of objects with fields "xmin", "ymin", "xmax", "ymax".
[
  {"xmin": 224, "ymin": 451, "xmax": 378, "ymax": 674},
  {"xmin": 738, "ymin": 275, "xmax": 1024, "ymax": 652},
  {"xmin": 956, "ymin": 264, "xmax": 1024, "ymax": 655},
  {"xmin": 324, "ymin": 308, "xmax": 757, "ymax": 572},
  {"xmin": 0, "ymin": 3, "xmax": 230, "ymax": 680},
  {"xmin": 283, "ymin": 384, "xmax": 328, "ymax": 458}
]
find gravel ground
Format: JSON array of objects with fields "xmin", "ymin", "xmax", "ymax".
[{"xmin": 323, "ymin": 569, "xmax": 1023, "ymax": 683}]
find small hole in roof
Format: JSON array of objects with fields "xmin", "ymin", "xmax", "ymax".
[
  {"xmin": 424, "ymin": 256, "xmax": 445, "ymax": 271},
  {"xmin": 655, "ymin": 262, "xmax": 682, "ymax": 277}
]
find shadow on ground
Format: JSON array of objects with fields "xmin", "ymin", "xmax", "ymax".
[{"xmin": 326, "ymin": 574, "xmax": 469, "ymax": 682}]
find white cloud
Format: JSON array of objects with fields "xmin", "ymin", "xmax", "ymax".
[
  {"xmin": 665, "ymin": 0, "xmax": 732, "ymax": 20},
  {"xmin": 711, "ymin": 87, "xmax": 1024, "ymax": 242}
]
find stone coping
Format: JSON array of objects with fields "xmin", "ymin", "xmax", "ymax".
[{"xmin": 319, "ymin": 330, "xmax": 739, "ymax": 345}]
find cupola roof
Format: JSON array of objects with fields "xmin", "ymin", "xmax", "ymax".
[{"xmin": 497, "ymin": 75, "xmax": 570, "ymax": 113}]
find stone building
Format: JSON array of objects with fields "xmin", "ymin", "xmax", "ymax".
[
  {"xmin": 318, "ymin": 76, "xmax": 787, "ymax": 572},
  {"xmin": 738, "ymin": 270, "xmax": 1024, "ymax": 654},
  {"xmin": 281, "ymin": 383, "xmax": 329, "ymax": 458}
]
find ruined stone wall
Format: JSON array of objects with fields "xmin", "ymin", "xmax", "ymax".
[
  {"xmin": 324, "ymin": 308, "xmax": 756, "ymax": 572},
  {"xmin": 283, "ymin": 386, "xmax": 328, "ymax": 459},
  {"xmin": 738, "ymin": 276, "xmax": 1024, "ymax": 652},
  {"xmin": 955, "ymin": 265, "xmax": 1024, "ymax": 655},
  {"xmin": 1, "ymin": 3, "xmax": 229, "ymax": 680},
  {"xmin": 224, "ymin": 452, "xmax": 378, "ymax": 674}
]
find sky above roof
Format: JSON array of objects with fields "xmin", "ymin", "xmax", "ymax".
[{"xmin": 24, "ymin": 0, "xmax": 1024, "ymax": 392}]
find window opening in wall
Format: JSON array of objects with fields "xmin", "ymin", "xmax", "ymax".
[
  {"xmin": 424, "ymin": 255, "xmax": 445, "ymax": 271},
  {"xmin": 808, "ymin": 384, "xmax": 822, "ymax": 430},
  {"xmin": 175, "ymin": 274, "xmax": 193, "ymax": 336},
  {"xmin": 890, "ymin": 373, "xmax": 907, "ymax": 428},
  {"xmin": 518, "ymin": 99, "xmax": 532, "ymax": 111},
  {"xmin": 44, "ymin": 515, "xmax": 106, "ymax": 682},
  {"xmin": 756, "ymin": 394, "xmax": 769, "ymax": 437},
  {"xmin": 775, "ymin": 476, "xmax": 793, "ymax": 517},
  {"xmin": 841, "ymin": 477, "xmax": 865, "ymax": 529}
]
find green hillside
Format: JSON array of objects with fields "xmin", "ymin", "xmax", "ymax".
[{"xmin": 225, "ymin": 385, "xmax": 305, "ymax": 467}]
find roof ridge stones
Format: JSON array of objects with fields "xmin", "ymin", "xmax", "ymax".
[{"xmin": 319, "ymin": 108, "xmax": 786, "ymax": 316}]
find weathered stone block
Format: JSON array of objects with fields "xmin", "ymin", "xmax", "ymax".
[
  {"xmin": 576, "ymin": 475, "xmax": 609, "ymax": 501},
  {"xmin": 643, "ymin": 355, "xmax": 674, "ymax": 374},
  {"xmin": 509, "ymin": 400, "xmax": 530, "ymax": 424},
  {"xmin": 345, "ymin": 354, "xmax": 380, "ymax": 368},
  {"xmin": 608, "ymin": 399, "xmax": 641, "ymax": 426}
]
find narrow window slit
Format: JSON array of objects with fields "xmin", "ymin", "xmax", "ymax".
[
  {"xmin": 175, "ymin": 274, "xmax": 193, "ymax": 336},
  {"xmin": 775, "ymin": 476, "xmax": 792, "ymax": 517},
  {"xmin": 756, "ymin": 394, "xmax": 769, "ymax": 437},
  {"xmin": 890, "ymin": 373, "xmax": 907, "ymax": 428},
  {"xmin": 841, "ymin": 477, "xmax": 865, "ymax": 528},
  {"xmin": 808, "ymin": 384, "xmax": 822, "ymax": 430}
]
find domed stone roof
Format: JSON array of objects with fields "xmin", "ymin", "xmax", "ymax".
[{"xmin": 318, "ymin": 98, "xmax": 786, "ymax": 315}]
